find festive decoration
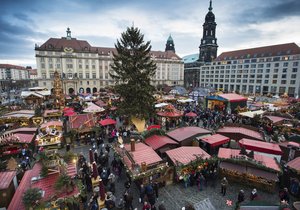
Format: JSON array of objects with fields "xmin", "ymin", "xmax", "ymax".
[{"xmin": 226, "ymin": 200, "xmax": 233, "ymax": 206}]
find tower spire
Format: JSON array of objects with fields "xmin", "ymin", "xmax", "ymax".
[{"xmin": 209, "ymin": 0, "xmax": 212, "ymax": 11}]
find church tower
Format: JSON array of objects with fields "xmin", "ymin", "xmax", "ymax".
[
  {"xmin": 165, "ymin": 34, "xmax": 175, "ymax": 53},
  {"xmin": 199, "ymin": 0, "xmax": 218, "ymax": 63}
]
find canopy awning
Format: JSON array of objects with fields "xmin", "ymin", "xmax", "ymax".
[
  {"xmin": 99, "ymin": 118, "xmax": 116, "ymax": 126},
  {"xmin": 83, "ymin": 102, "xmax": 105, "ymax": 113},
  {"xmin": 185, "ymin": 112, "xmax": 197, "ymax": 117},
  {"xmin": 238, "ymin": 110, "xmax": 265, "ymax": 118}
]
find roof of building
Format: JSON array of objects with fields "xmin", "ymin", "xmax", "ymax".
[
  {"xmin": 182, "ymin": 54, "xmax": 199, "ymax": 64},
  {"xmin": 1, "ymin": 110, "xmax": 35, "ymax": 119},
  {"xmin": 40, "ymin": 121, "xmax": 63, "ymax": 129},
  {"xmin": 0, "ymin": 64, "xmax": 27, "ymax": 70},
  {"xmin": 43, "ymin": 109, "xmax": 62, "ymax": 117},
  {"xmin": 218, "ymin": 148, "xmax": 280, "ymax": 172},
  {"xmin": 4, "ymin": 127, "xmax": 37, "ymax": 134},
  {"xmin": 199, "ymin": 134, "xmax": 230, "ymax": 147},
  {"xmin": 69, "ymin": 113, "xmax": 95, "ymax": 129},
  {"xmin": 239, "ymin": 138, "xmax": 283, "ymax": 155},
  {"xmin": 263, "ymin": 115, "xmax": 288, "ymax": 124},
  {"xmin": 217, "ymin": 126, "xmax": 264, "ymax": 141},
  {"xmin": 21, "ymin": 90, "xmax": 51, "ymax": 98},
  {"xmin": 218, "ymin": 93, "xmax": 247, "ymax": 102},
  {"xmin": 166, "ymin": 146, "xmax": 211, "ymax": 165},
  {"xmin": 124, "ymin": 142, "xmax": 163, "ymax": 166},
  {"xmin": 0, "ymin": 171, "xmax": 16, "ymax": 190},
  {"xmin": 144, "ymin": 135, "xmax": 178, "ymax": 150},
  {"xmin": 216, "ymin": 43, "xmax": 300, "ymax": 61},
  {"xmin": 287, "ymin": 157, "xmax": 300, "ymax": 171},
  {"xmin": 28, "ymin": 69, "xmax": 38, "ymax": 75},
  {"xmin": 8, "ymin": 163, "xmax": 42, "ymax": 210},
  {"xmin": 167, "ymin": 126, "xmax": 212, "ymax": 142},
  {"xmin": 37, "ymin": 38, "xmax": 182, "ymax": 60}
]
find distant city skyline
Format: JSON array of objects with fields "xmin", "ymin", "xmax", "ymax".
[{"xmin": 0, "ymin": 0, "xmax": 300, "ymax": 67}]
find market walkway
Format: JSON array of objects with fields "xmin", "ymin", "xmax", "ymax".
[{"xmin": 67, "ymin": 144, "xmax": 281, "ymax": 210}]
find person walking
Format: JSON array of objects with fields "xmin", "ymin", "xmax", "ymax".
[
  {"xmin": 235, "ymin": 189, "xmax": 245, "ymax": 209},
  {"xmin": 221, "ymin": 177, "xmax": 228, "ymax": 196},
  {"xmin": 250, "ymin": 188, "xmax": 258, "ymax": 200}
]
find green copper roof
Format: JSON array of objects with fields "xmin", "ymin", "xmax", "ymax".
[
  {"xmin": 167, "ymin": 34, "xmax": 173, "ymax": 42},
  {"xmin": 182, "ymin": 53, "xmax": 199, "ymax": 63}
]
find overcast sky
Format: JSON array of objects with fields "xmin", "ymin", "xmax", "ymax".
[{"xmin": 0, "ymin": 0, "xmax": 300, "ymax": 67}]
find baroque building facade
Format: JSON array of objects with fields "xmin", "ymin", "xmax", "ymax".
[{"xmin": 35, "ymin": 28, "xmax": 184, "ymax": 94}]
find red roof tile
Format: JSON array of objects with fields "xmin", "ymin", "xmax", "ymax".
[
  {"xmin": 166, "ymin": 146, "xmax": 211, "ymax": 165},
  {"xmin": 167, "ymin": 126, "xmax": 212, "ymax": 142},
  {"xmin": 8, "ymin": 163, "xmax": 42, "ymax": 210},
  {"xmin": 216, "ymin": 43, "xmax": 300, "ymax": 61},
  {"xmin": 287, "ymin": 157, "xmax": 300, "ymax": 171},
  {"xmin": 239, "ymin": 138, "xmax": 283, "ymax": 155},
  {"xmin": 0, "ymin": 171, "xmax": 16, "ymax": 190},
  {"xmin": 14, "ymin": 133, "xmax": 35, "ymax": 144},
  {"xmin": 263, "ymin": 115, "xmax": 287, "ymax": 124},
  {"xmin": 144, "ymin": 135, "xmax": 178, "ymax": 150},
  {"xmin": 199, "ymin": 134, "xmax": 230, "ymax": 147},
  {"xmin": 218, "ymin": 93, "xmax": 247, "ymax": 102},
  {"xmin": 124, "ymin": 143, "xmax": 162, "ymax": 166},
  {"xmin": 0, "ymin": 64, "xmax": 27, "ymax": 70},
  {"xmin": 217, "ymin": 126, "xmax": 264, "ymax": 141},
  {"xmin": 69, "ymin": 114, "xmax": 95, "ymax": 129},
  {"xmin": 218, "ymin": 148, "xmax": 280, "ymax": 172}
]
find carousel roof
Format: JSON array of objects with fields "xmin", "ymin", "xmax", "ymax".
[
  {"xmin": 144, "ymin": 135, "xmax": 178, "ymax": 150},
  {"xmin": 166, "ymin": 146, "xmax": 211, "ymax": 165},
  {"xmin": 83, "ymin": 102, "xmax": 105, "ymax": 113},
  {"xmin": 157, "ymin": 104, "xmax": 183, "ymax": 118},
  {"xmin": 167, "ymin": 126, "xmax": 212, "ymax": 142}
]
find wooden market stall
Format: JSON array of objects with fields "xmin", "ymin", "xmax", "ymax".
[
  {"xmin": 0, "ymin": 110, "xmax": 35, "ymax": 128},
  {"xmin": 114, "ymin": 141, "xmax": 170, "ymax": 185},
  {"xmin": 68, "ymin": 114, "xmax": 96, "ymax": 143},
  {"xmin": 144, "ymin": 135, "xmax": 178, "ymax": 157},
  {"xmin": 284, "ymin": 157, "xmax": 300, "ymax": 198},
  {"xmin": 218, "ymin": 148, "xmax": 281, "ymax": 192},
  {"xmin": 165, "ymin": 146, "xmax": 214, "ymax": 183},
  {"xmin": 36, "ymin": 121, "xmax": 63, "ymax": 149},
  {"xmin": 217, "ymin": 125, "xmax": 264, "ymax": 141},
  {"xmin": 198, "ymin": 134, "xmax": 230, "ymax": 155},
  {"xmin": 263, "ymin": 115, "xmax": 289, "ymax": 125},
  {"xmin": 43, "ymin": 109, "xmax": 62, "ymax": 121},
  {"xmin": 167, "ymin": 126, "xmax": 212, "ymax": 146},
  {"xmin": 206, "ymin": 93, "xmax": 247, "ymax": 112},
  {"xmin": 0, "ymin": 171, "xmax": 17, "ymax": 209},
  {"xmin": 0, "ymin": 127, "xmax": 37, "ymax": 158}
]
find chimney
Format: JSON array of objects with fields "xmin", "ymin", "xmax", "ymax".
[{"xmin": 130, "ymin": 139, "xmax": 135, "ymax": 152}]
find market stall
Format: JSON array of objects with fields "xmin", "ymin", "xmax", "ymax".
[
  {"xmin": 0, "ymin": 110, "xmax": 35, "ymax": 127},
  {"xmin": 285, "ymin": 157, "xmax": 300, "ymax": 198},
  {"xmin": 217, "ymin": 126, "xmax": 264, "ymax": 141},
  {"xmin": 165, "ymin": 146, "xmax": 215, "ymax": 184},
  {"xmin": 206, "ymin": 93, "xmax": 247, "ymax": 113},
  {"xmin": 0, "ymin": 128, "xmax": 37, "ymax": 158},
  {"xmin": 69, "ymin": 114, "xmax": 95, "ymax": 143},
  {"xmin": 36, "ymin": 121, "xmax": 63, "ymax": 149},
  {"xmin": 43, "ymin": 109, "xmax": 62, "ymax": 121},
  {"xmin": 157, "ymin": 104, "xmax": 183, "ymax": 129},
  {"xmin": 218, "ymin": 148, "xmax": 281, "ymax": 192},
  {"xmin": 144, "ymin": 135, "xmax": 178, "ymax": 157},
  {"xmin": 198, "ymin": 134, "xmax": 230, "ymax": 155},
  {"xmin": 167, "ymin": 126, "xmax": 212, "ymax": 146},
  {"xmin": 113, "ymin": 140, "xmax": 170, "ymax": 185}
]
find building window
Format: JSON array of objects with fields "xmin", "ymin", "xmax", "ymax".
[
  {"xmin": 67, "ymin": 64, "xmax": 73, "ymax": 69},
  {"xmin": 291, "ymin": 74, "xmax": 297, "ymax": 79},
  {"xmin": 266, "ymin": 69, "xmax": 270, "ymax": 73},
  {"xmin": 86, "ymin": 73, "xmax": 90, "ymax": 78},
  {"xmin": 79, "ymin": 73, "xmax": 83, "ymax": 78},
  {"xmin": 281, "ymin": 80, "xmax": 286, "ymax": 84},
  {"xmin": 49, "ymin": 64, "xmax": 53, "ymax": 69},
  {"xmin": 42, "ymin": 73, "xmax": 46, "ymax": 79},
  {"xmin": 290, "ymin": 80, "xmax": 296, "ymax": 84},
  {"xmin": 92, "ymin": 72, "xmax": 96, "ymax": 78},
  {"xmin": 56, "ymin": 63, "xmax": 61, "ymax": 69},
  {"xmin": 49, "ymin": 72, "xmax": 54, "ymax": 78},
  {"xmin": 43, "ymin": 82, "xmax": 46, "ymax": 86},
  {"xmin": 93, "ymin": 81, "xmax": 96, "ymax": 85},
  {"xmin": 79, "ymin": 64, "xmax": 82, "ymax": 69},
  {"xmin": 266, "ymin": 63, "xmax": 271, "ymax": 67},
  {"xmin": 256, "ymin": 80, "xmax": 262, "ymax": 83},
  {"xmin": 40, "ymin": 57, "xmax": 45, "ymax": 62},
  {"xmin": 265, "ymin": 75, "xmax": 269, "ymax": 78},
  {"xmin": 264, "ymin": 80, "xmax": 268, "ymax": 84},
  {"xmin": 281, "ymin": 74, "xmax": 287, "ymax": 79},
  {"xmin": 282, "ymin": 68, "xmax": 287, "ymax": 73},
  {"xmin": 272, "ymin": 80, "xmax": 277, "ymax": 84},
  {"xmin": 283, "ymin": 62, "xmax": 288, "ymax": 67},
  {"xmin": 87, "ymin": 81, "xmax": 89, "ymax": 85},
  {"xmin": 85, "ymin": 65, "xmax": 89, "ymax": 69},
  {"xmin": 67, "ymin": 73, "xmax": 72, "ymax": 78},
  {"xmin": 293, "ymin": 62, "xmax": 299, "ymax": 66},
  {"xmin": 273, "ymin": 75, "xmax": 278, "ymax": 78},
  {"xmin": 292, "ymin": 68, "xmax": 298, "ymax": 72},
  {"xmin": 41, "ymin": 63, "xmax": 45, "ymax": 69},
  {"xmin": 92, "ymin": 65, "xmax": 96, "ymax": 69},
  {"xmin": 274, "ymin": 69, "xmax": 279, "ymax": 73}
]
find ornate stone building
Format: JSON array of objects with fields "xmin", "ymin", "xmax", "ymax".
[{"xmin": 35, "ymin": 28, "xmax": 184, "ymax": 94}]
